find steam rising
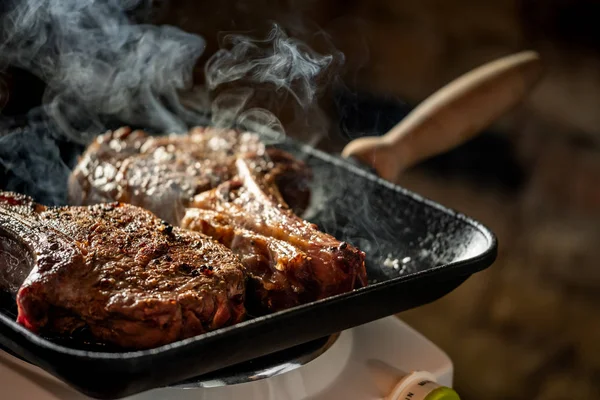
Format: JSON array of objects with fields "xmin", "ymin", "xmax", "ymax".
[
  {"xmin": 207, "ymin": 25, "xmax": 332, "ymax": 107},
  {"xmin": 205, "ymin": 24, "xmax": 342, "ymax": 144},
  {"xmin": 0, "ymin": 0, "xmax": 340, "ymax": 203},
  {"xmin": 0, "ymin": 0, "xmax": 205, "ymax": 138},
  {"xmin": 0, "ymin": 124, "xmax": 71, "ymax": 204}
]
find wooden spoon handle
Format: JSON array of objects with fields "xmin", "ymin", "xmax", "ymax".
[{"xmin": 341, "ymin": 51, "xmax": 542, "ymax": 182}]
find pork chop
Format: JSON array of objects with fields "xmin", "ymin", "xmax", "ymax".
[
  {"xmin": 68, "ymin": 127, "xmax": 311, "ymax": 224},
  {"xmin": 181, "ymin": 157, "xmax": 368, "ymax": 312}
]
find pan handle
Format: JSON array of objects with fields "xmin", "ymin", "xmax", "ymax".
[{"xmin": 341, "ymin": 51, "xmax": 542, "ymax": 183}]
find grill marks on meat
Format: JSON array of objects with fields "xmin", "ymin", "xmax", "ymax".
[
  {"xmin": 181, "ymin": 157, "xmax": 368, "ymax": 312},
  {"xmin": 69, "ymin": 127, "xmax": 311, "ymax": 224},
  {"xmin": 69, "ymin": 126, "xmax": 367, "ymax": 315},
  {"xmin": 0, "ymin": 192, "xmax": 246, "ymax": 349}
]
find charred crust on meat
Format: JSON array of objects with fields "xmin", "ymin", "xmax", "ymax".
[
  {"xmin": 190, "ymin": 269, "xmax": 201, "ymax": 277},
  {"xmin": 182, "ymin": 156, "xmax": 367, "ymax": 314},
  {"xmin": 197, "ymin": 265, "xmax": 215, "ymax": 276},
  {"xmin": 98, "ymin": 277, "xmax": 114, "ymax": 289},
  {"xmin": 178, "ymin": 263, "xmax": 193, "ymax": 275},
  {"xmin": 61, "ymin": 126, "xmax": 366, "ymax": 327},
  {"xmin": 68, "ymin": 127, "xmax": 312, "ymax": 221},
  {"xmin": 158, "ymin": 220, "xmax": 173, "ymax": 235},
  {"xmin": 1, "ymin": 193, "xmax": 247, "ymax": 349}
]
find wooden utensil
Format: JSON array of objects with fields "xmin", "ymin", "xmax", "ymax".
[{"xmin": 342, "ymin": 51, "xmax": 543, "ymax": 183}]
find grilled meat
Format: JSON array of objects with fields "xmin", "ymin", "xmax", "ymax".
[
  {"xmin": 70, "ymin": 126, "xmax": 367, "ymax": 314},
  {"xmin": 0, "ymin": 192, "xmax": 246, "ymax": 349},
  {"xmin": 68, "ymin": 127, "xmax": 311, "ymax": 224},
  {"xmin": 181, "ymin": 157, "xmax": 368, "ymax": 312}
]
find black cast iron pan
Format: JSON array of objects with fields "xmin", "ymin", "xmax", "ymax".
[{"xmin": 0, "ymin": 51, "xmax": 541, "ymax": 399}]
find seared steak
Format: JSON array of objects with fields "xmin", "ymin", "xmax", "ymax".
[
  {"xmin": 0, "ymin": 192, "xmax": 246, "ymax": 349},
  {"xmin": 181, "ymin": 157, "xmax": 368, "ymax": 312},
  {"xmin": 69, "ymin": 127, "xmax": 311, "ymax": 224},
  {"xmin": 70, "ymin": 126, "xmax": 367, "ymax": 314}
]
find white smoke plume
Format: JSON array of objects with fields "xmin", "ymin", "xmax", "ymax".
[
  {"xmin": 0, "ymin": 0, "xmax": 206, "ymax": 139},
  {"xmin": 204, "ymin": 24, "xmax": 343, "ymax": 146},
  {"xmin": 0, "ymin": 1, "xmax": 342, "ymax": 204}
]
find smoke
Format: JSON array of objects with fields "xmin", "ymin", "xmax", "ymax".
[
  {"xmin": 204, "ymin": 24, "xmax": 343, "ymax": 146},
  {"xmin": 206, "ymin": 24, "xmax": 333, "ymax": 106},
  {"xmin": 0, "ymin": 0, "xmax": 206, "ymax": 138},
  {"xmin": 0, "ymin": 0, "xmax": 204, "ymax": 204},
  {"xmin": 0, "ymin": 0, "xmax": 342, "ymax": 204},
  {"xmin": 0, "ymin": 126, "xmax": 71, "ymax": 205}
]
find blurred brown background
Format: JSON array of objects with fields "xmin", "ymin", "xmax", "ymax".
[
  {"xmin": 3, "ymin": 0, "xmax": 600, "ymax": 398},
  {"xmin": 155, "ymin": 1, "xmax": 600, "ymax": 399}
]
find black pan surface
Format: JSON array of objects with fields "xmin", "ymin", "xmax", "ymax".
[{"xmin": 0, "ymin": 135, "xmax": 497, "ymax": 399}]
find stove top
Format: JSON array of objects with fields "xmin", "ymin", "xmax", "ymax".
[
  {"xmin": 0, "ymin": 316, "xmax": 453, "ymax": 400},
  {"xmin": 173, "ymin": 333, "xmax": 341, "ymax": 388}
]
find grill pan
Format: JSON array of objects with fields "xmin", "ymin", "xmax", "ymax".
[
  {"xmin": 0, "ymin": 51, "xmax": 541, "ymax": 399},
  {"xmin": 0, "ymin": 141, "xmax": 497, "ymax": 399}
]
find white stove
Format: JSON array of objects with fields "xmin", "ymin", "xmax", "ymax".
[{"xmin": 0, "ymin": 316, "xmax": 458, "ymax": 400}]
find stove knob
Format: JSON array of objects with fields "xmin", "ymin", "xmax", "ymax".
[{"xmin": 387, "ymin": 371, "xmax": 460, "ymax": 400}]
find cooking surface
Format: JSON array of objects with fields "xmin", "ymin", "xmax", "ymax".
[
  {"xmin": 0, "ymin": 135, "xmax": 496, "ymax": 398},
  {"xmin": 292, "ymin": 143, "xmax": 493, "ymax": 277}
]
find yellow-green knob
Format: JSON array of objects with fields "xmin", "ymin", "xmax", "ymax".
[{"xmin": 424, "ymin": 386, "xmax": 461, "ymax": 400}]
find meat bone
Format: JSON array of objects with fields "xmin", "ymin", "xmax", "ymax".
[{"xmin": 342, "ymin": 51, "xmax": 543, "ymax": 183}]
